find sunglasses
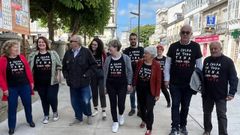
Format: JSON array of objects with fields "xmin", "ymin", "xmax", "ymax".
[
  {"xmin": 181, "ymin": 31, "xmax": 191, "ymax": 35},
  {"xmin": 70, "ymin": 40, "xmax": 78, "ymax": 43}
]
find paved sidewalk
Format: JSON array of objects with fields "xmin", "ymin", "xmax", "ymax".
[{"xmin": 0, "ymin": 84, "xmax": 240, "ymax": 135}]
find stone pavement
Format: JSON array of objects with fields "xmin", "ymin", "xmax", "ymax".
[{"xmin": 0, "ymin": 83, "xmax": 240, "ymax": 135}]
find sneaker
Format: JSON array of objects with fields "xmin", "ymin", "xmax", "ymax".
[
  {"xmin": 202, "ymin": 131, "xmax": 210, "ymax": 135},
  {"xmin": 53, "ymin": 112, "xmax": 59, "ymax": 121},
  {"xmin": 169, "ymin": 128, "xmax": 180, "ymax": 135},
  {"xmin": 92, "ymin": 109, "xmax": 98, "ymax": 117},
  {"xmin": 139, "ymin": 121, "xmax": 146, "ymax": 128},
  {"xmin": 42, "ymin": 116, "xmax": 49, "ymax": 124},
  {"xmin": 145, "ymin": 130, "xmax": 152, "ymax": 135},
  {"xmin": 128, "ymin": 109, "xmax": 135, "ymax": 116},
  {"xmin": 87, "ymin": 116, "xmax": 93, "ymax": 125},
  {"xmin": 118, "ymin": 115, "xmax": 124, "ymax": 125},
  {"xmin": 102, "ymin": 111, "xmax": 107, "ymax": 120},
  {"xmin": 69, "ymin": 119, "xmax": 83, "ymax": 126},
  {"xmin": 167, "ymin": 103, "xmax": 171, "ymax": 108},
  {"xmin": 180, "ymin": 126, "xmax": 188, "ymax": 135},
  {"xmin": 8, "ymin": 129, "xmax": 14, "ymax": 135},
  {"xmin": 112, "ymin": 122, "xmax": 119, "ymax": 133},
  {"xmin": 29, "ymin": 121, "xmax": 35, "ymax": 127}
]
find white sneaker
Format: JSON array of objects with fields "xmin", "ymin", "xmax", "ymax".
[
  {"xmin": 42, "ymin": 116, "xmax": 49, "ymax": 124},
  {"xmin": 92, "ymin": 109, "xmax": 98, "ymax": 117},
  {"xmin": 118, "ymin": 115, "xmax": 124, "ymax": 126},
  {"xmin": 53, "ymin": 112, "xmax": 59, "ymax": 121},
  {"xmin": 112, "ymin": 122, "xmax": 119, "ymax": 133},
  {"xmin": 102, "ymin": 111, "xmax": 107, "ymax": 120}
]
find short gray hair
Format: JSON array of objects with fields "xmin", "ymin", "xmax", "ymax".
[
  {"xmin": 144, "ymin": 46, "xmax": 157, "ymax": 58},
  {"xmin": 71, "ymin": 35, "xmax": 82, "ymax": 45},
  {"xmin": 108, "ymin": 39, "xmax": 122, "ymax": 51}
]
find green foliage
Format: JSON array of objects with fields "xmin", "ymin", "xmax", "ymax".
[
  {"xmin": 30, "ymin": 0, "xmax": 111, "ymax": 41},
  {"xmin": 131, "ymin": 25, "xmax": 155, "ymax": 47}
]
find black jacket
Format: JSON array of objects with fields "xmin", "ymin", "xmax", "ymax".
[{"xmin": 62, "ymin": 47, "xmax": 97, "ymax": 88}]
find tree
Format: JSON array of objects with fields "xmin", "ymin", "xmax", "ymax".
[
  {"xmin": 131, "ymin": 25, "xmax": 155, "ymax": 47},
  {"xmin": 30, "ymin": 0, "xmax": 111, "ymax": 41}
]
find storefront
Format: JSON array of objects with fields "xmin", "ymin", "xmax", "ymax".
[{"xmin": 194, "ymin": 34, "xmax": 219, "ymax": 57}]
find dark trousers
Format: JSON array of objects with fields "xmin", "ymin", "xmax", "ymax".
[
  {"xmin": 90, "ymin": 76, "xmax": 106, "ymax": 108},
  {"xmin": 203, "ymin": 95, "xmax": 228, "ymax": 135},
  {"xmin": 8, "ymin": 84, "xmax": 33, "ymax": 129},
  {"xmin": 70, "ymin": 85, "xmax": 92, "ymax": 121},
  {"xmin": 169, "ymin": 85, "xmax": 193, "ymax": 130},
  {"xmin": 36, "ymin": 84, "xmax": 59, "ymax": 116},
  {"xmin": 137, "ymin": 85, "xmax": 156, "ymax": 130},
  {"xmin": 161, "ymin": 85, "xmax": 171, "ymax": 104},
  {"xmin": 130, "ymin": 89, "xmax": 136, "ymax": 110},
  {"xmin": 106, "ymin": 81, "xmax": 127, "ymax": 122}
]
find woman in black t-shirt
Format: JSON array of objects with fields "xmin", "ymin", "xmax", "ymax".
[
  {"xmin": 0, "ymin": 40, "xmax": 35, "ymax": 135},
  {"xmin": 103, "ymin": 39, "xmax": 133, "ymax": 133},
  {"xmin": 134, "ymin": 46, "xmax": 161, "ymax": 135},
  {"xmin": 155, "ymin": 45, "xmax": 171, "ymax": 107},
  {"xmin": 28, "ymin": 36, "xmax": 62, "ymax": 124},
  {"xmin": 88, "ymin": 38, "xmax": 107, "ymax": 120}
]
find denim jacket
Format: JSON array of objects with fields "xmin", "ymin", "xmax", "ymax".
[{"xmin": 28, "ymin": 50, "xmax": 62, "ymax": 85}]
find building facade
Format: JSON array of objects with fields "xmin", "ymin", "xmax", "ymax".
[
  {"xmin": 149, "ymin": 8, "xmax": 168, "ymax": 45},
  {"xmin": 98, "ymin": 0, "xmax": 118, "ymax": 44}
]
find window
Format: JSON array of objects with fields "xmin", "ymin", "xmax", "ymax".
[{"xmin": 235, "ymin": 0, "xmax": 239, "ymax": 18}]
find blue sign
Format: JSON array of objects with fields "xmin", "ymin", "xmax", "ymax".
[{"xmin": 207, "ymin": 16, "xmax": 216, "ymax": 26}]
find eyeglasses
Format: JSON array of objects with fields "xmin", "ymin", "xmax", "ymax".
[
  {"xmin": 70, "ymin": 40, "xmax": 78, "ymax": 43},
  {"xmin": 181, "ymin": 31, "xmax": 191, "ymax": 35}
]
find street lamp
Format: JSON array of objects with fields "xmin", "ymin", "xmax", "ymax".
[
  {"xmin": 130, "ymin": 0, "xmax": 140, "ymax": 46},
  {"xmin": 129, "ymin": 17, "xmax": 136, "ymax": 31}
]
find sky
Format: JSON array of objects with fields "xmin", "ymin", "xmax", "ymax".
[{"xmin": 117, "ymin": 0, "xmax": 182, "ymax": 37}]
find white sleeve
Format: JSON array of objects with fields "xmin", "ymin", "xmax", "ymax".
[
  {"xmin": 196, "ymin": 57, "xmax": 203, "ymax": 70},
  {"xmin": 164, "ymin": 57, "xmax": 171, "ymax": 81}
]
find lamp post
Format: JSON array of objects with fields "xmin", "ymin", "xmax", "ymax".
[
  {"xmin": 130, "ymin": 0, "xmax": 140, "ymax": 46},
  {"xmin": 129, "ymin": 17, "xmax": 136, "ymax": 32}
]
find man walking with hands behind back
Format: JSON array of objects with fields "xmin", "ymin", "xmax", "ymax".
[
  {"xmin": 202, "ymin": 42, "xmax": 238, "ymax": 135},
  {"xmin": 62, "ymin": 35, "xmax": 97, "ymax": 126},
  {"xmin": 164, "ymin": 25, "xmax": 203, "ymax": 135}
]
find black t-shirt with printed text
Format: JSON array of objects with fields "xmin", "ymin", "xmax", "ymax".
[
  {"xmin": 33, "ymin": 52, "xmax": 52, "ymax": 86},
  {"xmin": 167, "ymin": 41, "xmax": 202, "ymax": 85},
  {"xmin": 203, "ymin": 55, "xmax": 237, "ymax": 100},
  {"xmin": 123, "ymin": 47, "xmax": 144, "ymax": 72},
  {"xmin": 155, "ymin": 56, "xmax": 166, "ymax": 71},
  {"xmin": 107, "ymin": 56, "xmax": 126, "ymax": 83},
  {"xmin": 7, "ymin": 55, "xmax": 29, "ymax": 87},
  {"xmin": 93, "ymin": 55, "xmax": 103, "ymax": 69},
  {"xmin": 137, "ymin": 63, "xmax": 152, "ymax": 91}
]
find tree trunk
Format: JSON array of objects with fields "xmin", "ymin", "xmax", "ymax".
[{"xmin": 48, "ymin": 11, "xmax": 54, "ymax": 41}]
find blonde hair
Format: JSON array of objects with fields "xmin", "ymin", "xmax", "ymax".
[
  {"xmin": 108, "ymin": 39, "xmax": 122, "ymax": 51},
  {"xmin": 1, "ymin": 40, "xmax": 20, "ymax": 57}
]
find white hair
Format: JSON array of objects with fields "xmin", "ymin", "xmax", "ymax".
[{"xmin": 144, "ymin": 46, "xmax": 157, "ymax": 58}]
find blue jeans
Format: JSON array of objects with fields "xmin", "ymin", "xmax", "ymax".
[
  {"xmin": 8, "ymin": 84, "xmax": 33, "ymax": 129},
  {"xmin": 169, "ymin": 84, "xmax": 193, "ymax": 130},
  {"xmin": 70, "ymin": 85, "xmax": 92, "ymax": 121},
  {"xmin": 130, "ymin": 89, "xmax": 136, "ymax": 110}
]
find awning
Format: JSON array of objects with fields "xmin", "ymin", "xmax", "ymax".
[{"xmin": 194, "ymin": 35, "xmax": 219, "ymax": 43}]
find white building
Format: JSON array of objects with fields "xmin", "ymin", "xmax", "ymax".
[
  {"xmin": 227, "ymin": 0, "xmax": 240, "ymax": 73},
  {"xmin": 119, "ymin": 31, "xmax": 130, "ymax": 50},
  {"xmin": 166, "ymin": 1, "xmax": 185, "ymax": 44},
  {"xmin": 97, "ymin": 0, "xmax": 118, "ymax": 45},
  {"xmin": 149, "ymin": 8, "xmax": 168, "ymax": 45}
]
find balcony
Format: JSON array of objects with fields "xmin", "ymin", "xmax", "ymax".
[
  {"xmin": 216, "ymin": 22, "xmax": 228, "ymax": 34},
  {"xmin": 159, "ymin": 18, "xmax": 168, "ymax": 26}
]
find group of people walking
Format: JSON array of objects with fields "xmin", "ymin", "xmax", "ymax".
[{"xmin": 0, "ymin": 24, "xmax": 238, "ymax": 135}]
